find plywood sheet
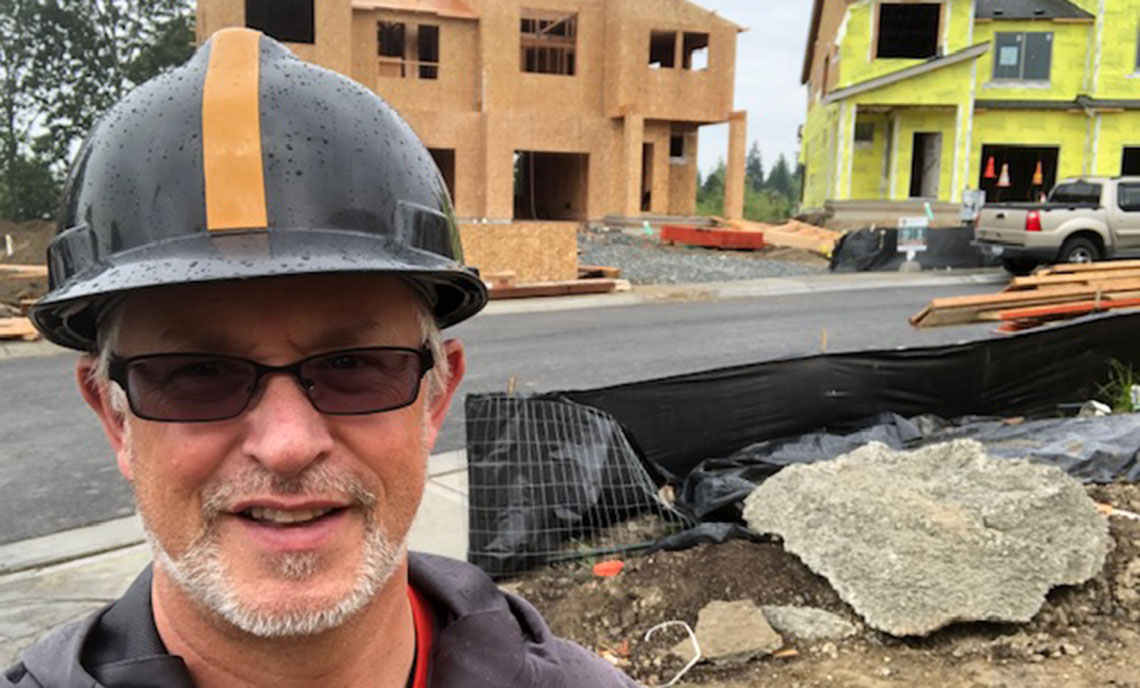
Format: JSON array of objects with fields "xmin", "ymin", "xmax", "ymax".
[{"xmin": 459, "ymin": 221, "xmax": 578, "ymax": 283}]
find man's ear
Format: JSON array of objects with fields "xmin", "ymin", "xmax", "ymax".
[
  {"xmin": 421, "ymin": 339, "xmax": 465, "ymax": 452},
  {"xmin": 76, "ymin": 355, "xmax": 134, "ymax": 481}
]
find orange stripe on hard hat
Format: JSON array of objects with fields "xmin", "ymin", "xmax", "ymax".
[{"xmin": 201, "ymin": 28, "xmax": 268, "ymax": 231}]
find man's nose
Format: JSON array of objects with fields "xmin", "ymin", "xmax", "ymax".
[{"xmin": 239, "ymin": 373, "xmax": 334, "ymax": 476}]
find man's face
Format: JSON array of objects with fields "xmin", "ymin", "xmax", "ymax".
[{"xmin": 81, "ymin": 274, "xmax": 460, "ymax": 636}]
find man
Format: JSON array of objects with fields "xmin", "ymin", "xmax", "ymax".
[{"xmin": 5, "ymin": 28, "xmax": 638, "ymax": 688}]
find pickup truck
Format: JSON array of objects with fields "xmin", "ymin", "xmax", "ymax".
[{"xmin": 973, "ymin": 177, "xmax": 1140, "ymax": 274}]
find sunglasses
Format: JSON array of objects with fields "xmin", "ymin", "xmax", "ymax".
[{"xmin": 107, "ymin": 346, "xmax": 435, "ymax": 422}]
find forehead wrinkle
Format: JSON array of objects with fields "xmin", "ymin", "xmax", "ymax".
[{"xmin": 302, "ymin": 320, "xmax": 395, "ymax": 353}]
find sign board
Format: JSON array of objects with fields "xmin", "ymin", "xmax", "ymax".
[
  {"xmin": 961, "ymin": 189, "xmax": 986, "ymax": 222},
  {"xmin": 897, "ymin": 216, "xmax": 929, "ymax": 253}
]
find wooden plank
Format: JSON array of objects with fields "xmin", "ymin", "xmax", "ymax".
[
  {"xmin": 17, "ymin": 298, "xmax": 37, "ymax": 315},
  {"xmin": 481, "ymin": 270, "xmax": 516, "ymax": 289},
  {"xmin": 912, "ymin": 285, "xmax": 1103, "ymax": 327},
  {"xmin": 1039, "ymin": 259, "xmax": 1140, "ymax": 275},
  {"xmin": 0, "ymin": 317, "xmax": 38, "ymax": 341},
  {"xmin": 487, "ymin": 278, "xmax": 621, "ymax": 300},
  {"xmin": 997, "ymin": 297, "xmax": 1140, "ymax": 321},
  {"xmin": 660, "ymin": 225, "xmax": 766, "ymax": 250},
  {"xmin": 1006, "ymin": 269, "xmax": 1140, "ymax": 290},
  {"xmin": 0, "ymin": 264, "xmax": 48, "ymax": 279}
]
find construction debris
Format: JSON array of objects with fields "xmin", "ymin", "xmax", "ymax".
[
  {"xmin": 486, "ymin": 277, "xmax": 630, "ymax": 300},
  {"xmin": 660, "ymin": 224, "xmax": 766, "ymax": 251},
  {"xmin": 912, "ymin": 261, "xmax": 1140, "ymax": 330},
  {"xmin": 742, "ymin": 440, "xmax": 1109, "ymax": 637},
  {"xmin": 760, "ymin": 605, "xmax": 857, "ymax": 642},
  {"xmin": 670, "ymin": 599, "xmax": 783, "ymax": 666},
  {"xmin": 0, "ymin": 317, "xmax": 39, "ymax": 341},
  {"xmin": 716, "ymin": 217, "xmax": 841, "ymax": 257}
]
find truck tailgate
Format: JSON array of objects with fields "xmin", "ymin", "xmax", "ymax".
[{"xmin": 975, "ymin": 206, "xmax": 1029, "ymax": 245}]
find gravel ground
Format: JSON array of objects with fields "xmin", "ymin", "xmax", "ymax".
[{"xmin": 579, "ymin": 228, "xmax": 829, "ymax": 285}]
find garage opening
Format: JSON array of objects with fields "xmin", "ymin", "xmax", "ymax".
[
  {"xmin": 876, "ymin": 3, "xmax": 940, "ymax": 59},
  {"xmin": 428, "ymin": 148, "xmax": 456, "ymax": 204},
  {"xmin": 978, "ymin": 145, "xmax": 1059, "ymax": 202},
  {"xmin": 909, "ymin": 132, "xmax": 942, "ymax": 198},
  {"xmin": 1122, "ymin": 147, "xmax": 1140, "ymax": 175},
  {"xmin": 513, "ymin": 151, "xmax": 589, "ymax": 220}
]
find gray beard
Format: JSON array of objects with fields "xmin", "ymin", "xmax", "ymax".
[{"xmin": 140, "ymin": 461, "xmax": 405, "ymax": 638}]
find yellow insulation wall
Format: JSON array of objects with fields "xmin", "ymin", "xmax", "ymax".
[
  {"xmin": 1094, "ymin": 111, "xmax": 1140, "ymax": 175},
  {"xmin": 970, "ymin": 109, "xmax": 1089, "ymax": 182},
  {"xmin": 1095, "ymin": 0, "xmax": 1140, "ymax": 97},
  {"xmin": 972, "ymin": 20, "xmax": 1093, "ymax": 101}
]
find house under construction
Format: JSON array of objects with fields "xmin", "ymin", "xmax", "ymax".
[{"xmin": 196, "ymin": 0, "xmax": 746, "ymax": 280}]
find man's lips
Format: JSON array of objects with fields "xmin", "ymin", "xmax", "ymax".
[{"xmin": 228, "ymin": 498, "xmax": 352, "ymax": 527}]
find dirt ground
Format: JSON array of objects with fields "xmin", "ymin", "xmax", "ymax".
[
  {"xmin": 0, "ymin": 220, "xmax": 52, "ymax": 310},
  {"xmin": 511, "ymin": 483, "xmax": 1140, "ymax": 688}
]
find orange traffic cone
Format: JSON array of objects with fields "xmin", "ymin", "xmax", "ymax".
[
  {"xmin": 1032, "ymin": 160, "xmax": 1044, "ymax": 186},
  {"xmin": 997, "ymin": 163, "xmax": 1011, "ymax": 188},
  {"xmin": 983, "ymin": 156, "xmax": 997, "ymax": 179}
]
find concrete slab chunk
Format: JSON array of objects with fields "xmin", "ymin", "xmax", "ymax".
[
  {"xmin": 671, "ymin": 599, "xmax": 783, "ymax": 665},
  {"xmin": 742, "ymin": 440, "xmax": 1109, "ymax": 636},
  {"xmin": 761, "ymin": 605, "xmax": 857, "ymax": 641}
]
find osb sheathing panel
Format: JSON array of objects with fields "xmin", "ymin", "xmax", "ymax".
[
  {"xmin": 605, "ymin": 0, "xmax": 740, "ymax": 123},
  {"xmin": 196, "ymin": 0, "xmax": 243, "ymax": 42},
  {"xmin": 350, "ymin": 10, "xmax": 479, "ymax": 114},
  {"xmin": 669, "ymin": 128, "xmax": 699, "ymax": 216},
  {"xmin": 399, "ymin": 111, "xmax": 485, "ymax": 217},
  {"xmin": 459, "ymin": 222, "xmax": 579, "ymax": 282}
]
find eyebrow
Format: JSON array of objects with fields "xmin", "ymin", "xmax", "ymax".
[
  {"xmin": 152, "ymin": 320, "xmax": 390, "ymax": 355},
  {"xmin": 307, "ymin": 321, "xmax": 392, "ymax": 352}
]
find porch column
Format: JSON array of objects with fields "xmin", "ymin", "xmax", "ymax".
[
  {"xmin": 622, "ymin": 108, "xmax": 644, "ymax": 217},
  {"xmin": 725, "ymin": 110, "xmax": 747, "ymax": 221}
]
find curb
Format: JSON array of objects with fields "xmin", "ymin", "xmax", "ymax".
[
  {"xmin": 0, "ymin": 450, "xmax": 470, "ymax": 578},
  {"xmin": 482, "ymin": 270, "xmax": 1008, "ymax": 316}
]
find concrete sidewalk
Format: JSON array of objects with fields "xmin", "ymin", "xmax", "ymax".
[{"xmin": 0, "ymin": 449, "xmax": 470, "ymax": 667}]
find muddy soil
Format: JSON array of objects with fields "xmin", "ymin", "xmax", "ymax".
[
  {"xmin": 511, "ymin": 483, "xmax": 1140, "ymax": 688},
  {"xmin": 0, "ymin": 221, "xmax": 52, "ymax": 310}
]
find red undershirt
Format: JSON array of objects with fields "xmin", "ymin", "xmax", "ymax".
[{"xmin": 407, "ymin": 584, "xmax": 434, "ymax": 688}]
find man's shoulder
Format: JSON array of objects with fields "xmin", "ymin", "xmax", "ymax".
[
  {"xmin": 3, "ymin": 613, "xmax": 98, "ymax": 688},
  {"xmin": 409, "ymin": 553, "xmax": 640, "ymax": 688}
]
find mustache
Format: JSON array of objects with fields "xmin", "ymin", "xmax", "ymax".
[{"xmin": 200, "ymin": 464, "xmax": 378, "ymax": 522}]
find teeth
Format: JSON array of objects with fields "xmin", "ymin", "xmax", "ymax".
[{"xmin": 247, "ymin": 507, "xmax": 334, "ymax": 525}]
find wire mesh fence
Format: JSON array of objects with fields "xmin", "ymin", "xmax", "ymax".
[{"xmin": 465, "ymin": 393, "xmax": 695, "ymax": 578}]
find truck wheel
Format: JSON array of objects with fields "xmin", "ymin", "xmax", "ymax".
[
  {"xmin": 1058, "ymin": 237, "xmax": 1101, "ymax": 264},
  {"xmin": 1002, "ymin": 258, "xmax": 1038, "ymax": 275}
]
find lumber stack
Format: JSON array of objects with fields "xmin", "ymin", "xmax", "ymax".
[
  {"xmin": 717, "ymin": 218, "xmax": 841, "ymax": 257},
  {"xmin": 0, "ymin": 317, "xmax": 38, "ymax": 341},
  {"xmin": 911, "ymin": 261, "xmax": 1140, "ymax": 331}
]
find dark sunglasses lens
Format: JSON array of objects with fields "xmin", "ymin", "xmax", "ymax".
[
  {"xmin": 303, "ymin": 349, "xmax": 423, "ymax": 414},
  {"xmin": 126, "ymin": 356, "xmax": 256, "ymax": 421}
]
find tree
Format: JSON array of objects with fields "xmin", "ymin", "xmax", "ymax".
[
  {"xmin": 766, "ymin": 153, "xmax": 794, "ymax": 199},
  {"xmin": 745, "ymin": 142, "xmax": 764, "ymax": 193},
  {"xmin": 0, "ymin": 0, "xmax": 194, "ymax": 221},
  {"xmin": 696, "ymin": 158, "xmax": 726, "ymax": 217}
]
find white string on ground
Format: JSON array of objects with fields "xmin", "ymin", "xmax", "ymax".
[{"xmin": 643, "ymin": 620, "xmax": 700, "ymax": 688}]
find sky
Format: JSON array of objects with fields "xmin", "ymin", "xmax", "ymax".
[{"xmin": 692, "ymin": 1, "xmax": 813, "ymax": 177}]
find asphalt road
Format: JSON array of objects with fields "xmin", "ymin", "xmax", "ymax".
[{"xmin": 0, "ymin": 282, "xmax": 997, "ymax": 544}]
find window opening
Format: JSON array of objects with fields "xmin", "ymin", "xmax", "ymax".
[
  {"xmin": 876, "ymin": 3, "xmax": 940, "ymax": 59},
  {"xmin": 246, "ymin": 0, "xmax": 314, "ymax": 44},
  {"xmin": 993, "ymin": 32, "xmax": 1052, "ymax": 81},
  {"xmin": 649, "ymin": 31, "xmax": 676, "ymax": 68},
  {"xmin": 378, "ymin": 22, "xmax": 407, "ymax": 77},
  {"xmin": 521, "ymin": 10, "xmax": 577, "ymax": 75},
  {"xmin": 670, "ymin": 134, "xmax": 685, "ymax": 160},
  {"xmin": 682, "ymin": 32, "xmax": 709, "ymax": 70},
  {"xmin": 1122, "ymin": 147, "xmax": 1140, "ymax": 175},
  {"xmin": 854, "ymin": 121, "xmax": 875, "ymax": 147},
  {"xmin": 377, "ymin": 22, "xmax": 439, "ymax": 80},
  {"xmin": 418, "ymin": 25, "xmax": 439, "ymax": 79}
]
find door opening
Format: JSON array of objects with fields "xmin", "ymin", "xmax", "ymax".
[{"xmin": 909, "ymin": 132, "xmax": 941, "ymax": 198}]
